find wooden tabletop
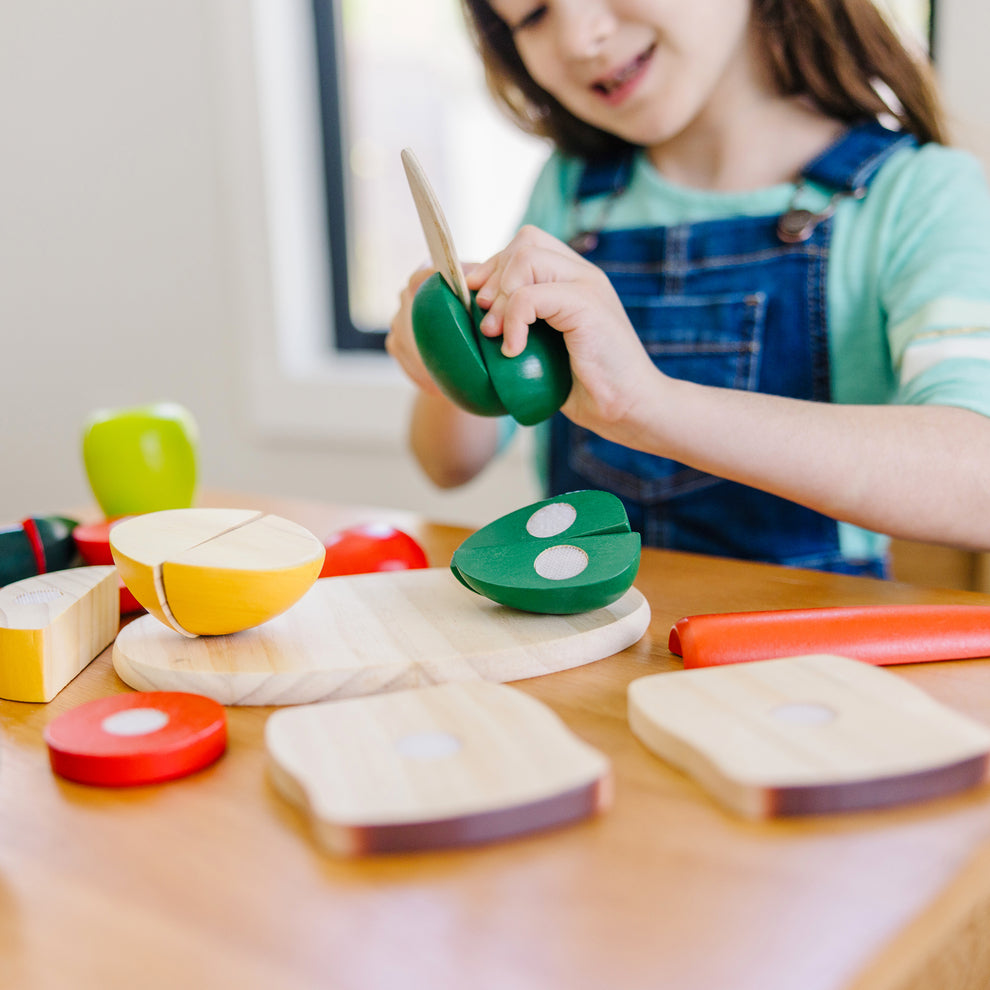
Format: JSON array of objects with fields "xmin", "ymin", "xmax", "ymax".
[{"xmin": 5, "ymin": 493, "xmax": 990, "ymax": 990}]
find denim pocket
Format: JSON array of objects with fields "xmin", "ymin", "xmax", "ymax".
[
  {"xmin": 631, "ymin": 291, "xmax": 765, "ymax": 390},
  {"xmin": 568, "ymin": 291, "xmax": 766, "ymax": 503}
]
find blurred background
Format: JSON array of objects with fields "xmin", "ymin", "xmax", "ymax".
[{"xmin": 1, "ymin": 0, "xmax": 986, "ymax": 554}]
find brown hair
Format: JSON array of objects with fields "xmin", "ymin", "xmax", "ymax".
[{"xmin": 459, "ymin": 0, "xmax": 946, "ymax": 159}]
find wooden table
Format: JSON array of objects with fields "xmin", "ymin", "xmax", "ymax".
[{"xmin": 5, "ymin": 493, "xmax": 990, "ymax": 990}]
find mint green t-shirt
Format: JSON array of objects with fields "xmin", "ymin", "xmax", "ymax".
[{"xmin": 516, "ymin": 139, "xmax": 990, "ymax": 563}]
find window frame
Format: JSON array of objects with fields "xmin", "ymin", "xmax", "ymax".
[{"xmin": 310, "ymin": 0, "xmax": 386, "ymax": 352}]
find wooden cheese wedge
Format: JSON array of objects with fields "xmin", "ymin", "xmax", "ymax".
[
  {"xmin": 112, "ymin": 567, "xmax": 650, "ymax": 705},
  {"xmin": 628, "ymin": 654, "xmax": 990, "ymax": 819},
  {"xmin": 0, "ymin": 566, "xmax": 118, "ymax": 702},
  {"xmin": 266, "ymin": 680, "xmax": 611, "ymax": 855},
  {"xmin": 109, "ymin": 508, "xmax": 325, "ymax": 637}
]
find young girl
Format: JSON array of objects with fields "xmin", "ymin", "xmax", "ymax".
[{"xmin": 386, "ymin": 0, "xmax": 990, "ymax": 576}]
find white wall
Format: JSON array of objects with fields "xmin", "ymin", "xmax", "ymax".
[{"xmin": 0, "ymin": 0, "xmax": 984, "ymax": 527}]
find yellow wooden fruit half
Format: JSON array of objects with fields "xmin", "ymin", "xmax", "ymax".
[{"xmin": 110, "ymin": 508, "xmax": 325, "ymax": 637}]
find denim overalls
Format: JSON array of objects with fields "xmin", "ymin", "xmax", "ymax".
[{"xmin": 548, "ymin": 121, "xmax": 915, "ymax": 576}]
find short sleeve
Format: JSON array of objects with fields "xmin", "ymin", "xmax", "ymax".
[
  {"xmin": 518, "ymin": 152, "xmax": 582, "ymax": 238},
  {"xmin": 877, "ymin": 146, "xmax": 990, "ymax": 416}
]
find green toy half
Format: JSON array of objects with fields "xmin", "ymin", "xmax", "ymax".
[
  {"xmin": 411, "ymin": 272, "xmax": 571, "ymax": 426},
  {"xmin": 411, "ymin": 272, "xmax": 503, "ymax": 416},
  {"xmin": 451, "ymin": 491, "xmax": 641, "ymax": 614}
]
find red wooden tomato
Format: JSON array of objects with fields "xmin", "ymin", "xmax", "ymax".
[{"xmin": 320, "ymin": 523, "xmax": 428, "ymax": 578}]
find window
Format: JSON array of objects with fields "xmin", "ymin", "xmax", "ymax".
[{"xmin": 310, "ymin": 0, "xmax": 546, "ymax": 350}]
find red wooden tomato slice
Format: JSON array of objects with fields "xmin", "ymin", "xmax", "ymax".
[
  {"xmin": 321, "ymin": 524, "xmax": 428, "ymax": 578},
  {"xmin": 44, "ymin": 691, "xmax": 227, "ymax": 786}
]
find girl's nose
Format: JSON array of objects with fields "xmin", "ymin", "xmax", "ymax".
[{"xmin": 557, "ymin": 0, "xmax": 616, "ymax": 60}]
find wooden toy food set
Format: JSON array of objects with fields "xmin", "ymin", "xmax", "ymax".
[
  {"xmin": 12, "ymin": 496, "xmax": 643, "ymax": 850},
  {"xmin": 402, "ymin": 148, "xmax": 571, "ymax": 426},
  {"xmin": 7, "ymin": 491, "xmax": 990, "ymax": 856}
]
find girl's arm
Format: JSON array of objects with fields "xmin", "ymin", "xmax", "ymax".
[
  {"xmin": 625, "ymin": 382, "xmax": 990, "ymax": 551},
  {"xmin": 470, "ymin": 226, "xmax": 990, "ymax": 551},
  {"xmin": 409, "ymin": 391, "xmax": 500, "ymax": 488},
  {"xmin": 387, "ymin": 267, "xmax": 500, "ymax": 488}
]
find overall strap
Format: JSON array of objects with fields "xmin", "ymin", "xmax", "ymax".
[
  {"xmin": 574, "ymin": 119, "xmax": 918, "ymax": 204},
  {"xmin": 574, "ymin": 153, "xmax": 636, "ymax": 201},
  {"xmin": 799, "ymin": 119, "xmax": 917, "ymax": 192}
]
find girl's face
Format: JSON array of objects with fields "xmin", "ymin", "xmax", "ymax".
[{"xmin": 488, "ymin": 0, "xmax": 766, "ymax": 154}]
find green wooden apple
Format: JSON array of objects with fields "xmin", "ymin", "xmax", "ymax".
[{"xmin": 82, "ymin": 402, "xmax": 198, "ymax": 518}]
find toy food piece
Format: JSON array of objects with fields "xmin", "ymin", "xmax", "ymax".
[
  {"xmin": 412, "ymin": 272, "xmax": 571, "ymax": 427},
  {"xmin": 668, "ymin": 604, "xmax": 990, "ymax": 669},
  {"xmin": 401, "ymin": 147, "xmax": 571, "ymax": 426},
  {"xmin": 266, "ymin": 680, "xmax": 611, "ymax": 855},
  {"xmin": 73, "ymin": 518, "xmax": 143, "ymax": 615},
  {"xmin": 81, "ymin": 401, "xmax": 198, "ymax": 518},
  {"xmin": 321, "ymin": 523, "xmax": 428, "ymax": 577},
  {"xmin": 0, "ymin": 566, "xmax": 118, "ymax": 702},
  {"xmin": 0, "ymin": 516, "xmax": 79, "ymax": 586},
  {"xmin": 109, "ymin": 508, "xmax": 325, "ymax": 637},
  {"xmin": 628, "ymin": 654, "xmax": 990, "ymax": 819},
  {"xmin": 44, "ymin": 691, "xmax": 227, "ymax": 786},
  {"xmin": 73, "ymin": 518, "xmax": 125, "ymax": 566},
  {"xmin": 451, "ymin": 491, "xmax": 641, "ymax": 614},
  {"xmin": 112, "ymin": 567, "xmax": 651, "ymax": 705}
]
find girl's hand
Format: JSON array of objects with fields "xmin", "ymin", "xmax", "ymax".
[
  {"xmin": 467, "ymin": 226, "xmax": 660, "ymax": 437},
  {"xmin": 386, "ymin": 266, "xmax": 444, "ymax": 394}
]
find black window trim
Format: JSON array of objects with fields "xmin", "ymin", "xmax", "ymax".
[{"xmin": 311, "ymin": 0, "xmax": 387, "ymax": 352}]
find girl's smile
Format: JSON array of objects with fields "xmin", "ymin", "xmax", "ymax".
[
  {"xmin": 590, "ymin": 41, "xmax": 657, "ymax": 105},
  {"xmin": 489, "ymin": 0, "xmax": 838, "ymax": 189}
]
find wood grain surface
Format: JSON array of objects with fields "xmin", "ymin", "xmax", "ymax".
[
  {"xmin": 111, "ymin": 568, "xmax": 650, "ymax": 705},
  {"xmin": 5, "ymin": 491, "xmax": 990, "ymax": 990},
  {"xmin": 629, "ymin": 654, "xmax": 990, "ymax": 818},
  {"xmin": 267, "ymin": 680, "xmax": 610, "ymax": 855}
]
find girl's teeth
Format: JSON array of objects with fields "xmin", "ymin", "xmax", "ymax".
[{"xmin": 596, "ymin": 46, "xmax": 654, "ymax": 95}]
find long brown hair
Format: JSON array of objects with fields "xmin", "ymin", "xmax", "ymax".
[{"xmin": 459, "ymin": 0, "xmax": 946, "ymax": 159}]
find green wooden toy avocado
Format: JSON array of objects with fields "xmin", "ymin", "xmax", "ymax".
[
  {"xmin": 411, "ymin": 272, "xmax": 572, "ymax": 427},
  {"xmin": 451, "ymin": 491, "xmax": 641, "ymax": 614}
]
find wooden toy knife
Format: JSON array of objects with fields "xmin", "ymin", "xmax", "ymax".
[{"xmin": 401, "ymin": 147, "xmax": 472, "ymax": 312}]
